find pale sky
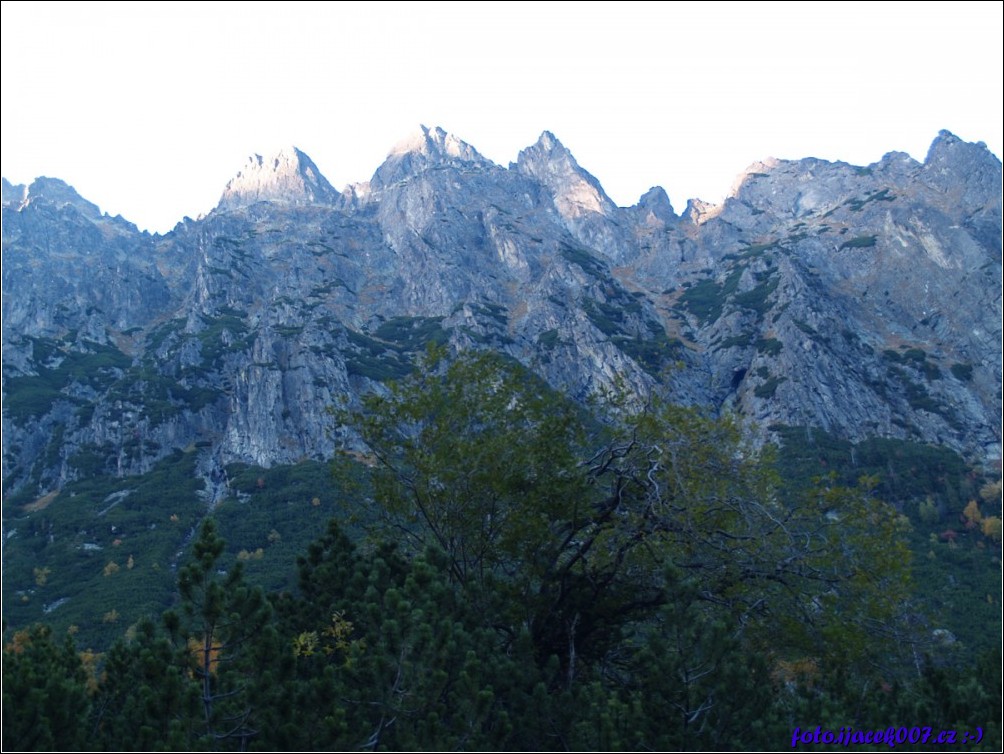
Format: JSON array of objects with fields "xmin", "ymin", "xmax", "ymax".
[{"xmin": 2, "ymin": 1, "xmax": 1001, "ymax": 234}]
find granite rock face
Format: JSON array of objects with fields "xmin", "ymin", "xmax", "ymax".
[
  {"xmin": 217, "ymin": 147, "xmax": 340, "ymax": 210},
  {"xmin": 3, "ymin": 129, "xmax": 1001, "ymax": 499}
]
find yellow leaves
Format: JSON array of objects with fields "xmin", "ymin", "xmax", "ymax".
[
  {"xmin": 293, "ymin": 612, "xmax": 362, "ymax": 660},
  {"xmin": 103, "ymin": 561, "xmax": 120, "ymax": 576},
  {"xmin": 236, "ymin": 531, "xmax": 282, "ymax": 560},
  {"xmin": 771, "ymin": 656, "xmax": 820, "ymax": 689},
  {"xmin": 293, "ymin": 631, "xmax": 319, "ymax": 657},
  {"xmin": 979, "ymin": 479, "xmax": 1002, "ymax": 504},
  {"xmin": 962, "ymin": 499, "xmax": 983, "ymax": 527},
  {"xmin": 981, "ymin": 516, "xmax": 1002, "ymax": 544},
  {"xmin": 33, "ymin": 566, "xmax": 50, "ymax": 587},
  {"xmin": 976, "ymin": 478, "xmax": 1002, "ymax": 544},
  {"xmin": 188, "ymin": 635, "xmax": 223, "ymax": 676},
  {"xmin": 102, "ymin": 609, "xmax": 120, "ymax": 623},
  {"xmin": 962, "ymin": 492, "xmax": 1003, "ymax": 543},
  {"xmin": 78, "ymin": 649, "xmax": 102, "ymax": 692},
  {"xmin": 963, "ymin": 501, "xmax": 979, "ymax": 526},
  {"xmin": 5, "ymin": 628, "xmax": 35, "ymax": 655},
  {"xmin": 856, "ymin": 473, "xmax": 881, "ymax": 493},
  {"xmin": 324, "ymin": 610, "xmax": 355, "ymax": 652},
  {"xmin": 126, "ymin": 554, "xmax": 135, "ymax": 570}
]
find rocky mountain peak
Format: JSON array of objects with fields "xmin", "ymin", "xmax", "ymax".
[
  {"xmin": 1, "ymin": 176, "xmax": 102, "ymax": 219},
  {"xmin": 728, "ymin": 158, "xmax": 781, "ymax": 195},
  {"xmin": 370, "ymin": 125, "xmax": 491, "ymax": 189},
  {"xmin": 2, "ymin": 177, "xmax": 28, "ymax": 207},
  {"xmin": 391, "ymin": 125, "xmax": 483, "ymax": 161},
  {"xmin": 923, "ymin": 129, "xmax": 1000, "ymax": 172},
  {"xmin": 216, "ymin": 146, "xmax": 338, "ymax": 211},
  {"xmin": 683, "ymin": 197, "xmax": 722, "ymax": 225},
  {"xmin": 926, "ymin": 128, "xmax": 964, "ymax": 157},
  {"xmin": 920, "ymin": 131, "xmax": 1002, "ymax": 235},
  {"xmin": 1, "ymin": 127, "xmax": 1000, "ymax": 507},
  {"xmin": 633, "ymin": 186, "xmax": 676, "ymax": 225},
  {"xmin": 515, "ymin": 131, "xmax": 615, "ymax": 219},
  {"xmin": 528, "ymin": 130, "xmax": 567, "ymax": 157}
]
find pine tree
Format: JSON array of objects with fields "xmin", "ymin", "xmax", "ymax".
[
  {"xmin": 2, "ymin": 624, "xmax": 91, "ymax": 751},
  {"xmin": 88, "ymin": 618, "xmax": 198, "ymax": 750},
  {"xmin": 165, "ymin": 518, "xmax": 274, "ymax": 750}
]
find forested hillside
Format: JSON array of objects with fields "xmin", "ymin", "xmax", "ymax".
[
  {"xmin": 3, "ymin": 127, "xmax": 1000, "ymax": 750},
  {"xmin": 4, "ymin": 352, "xmax": 1000, "ymax": 751}
]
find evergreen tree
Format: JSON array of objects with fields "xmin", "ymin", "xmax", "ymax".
[
  {"xmin": 88, "ymin": 618, "xmax": 198, "ymax": 750},
  {"xmin": 2, "ymin": 624, "xmax": 90, "ymax": 751},
  {"xmin": 165, "ymin": 518, "xmax": 274, "ymax": 750},
  {"xmin": 276, "ymin": 520, "xmax": 536, "ymax": 750}
]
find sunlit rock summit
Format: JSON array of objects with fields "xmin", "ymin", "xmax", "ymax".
[
  {"xmin": 217, "ymin": 146, "xmax": 339, "ymax": 210},
  {"xmin": 2, "ymin": 127, "xmax": 1001, "ymax": 501}
]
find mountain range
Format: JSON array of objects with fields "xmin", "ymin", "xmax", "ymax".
[{"xmin": 2, "ymin": 125, "xmax": 1001, "ymax": 506}]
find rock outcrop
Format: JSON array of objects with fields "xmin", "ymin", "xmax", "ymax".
[
  {"xmin": 3, "ymin": 129, "xmax": 1000, "ymax": 500},
  {"xmin": 217, "ymin": 147, "xmax": 339, "ymax": 210}
]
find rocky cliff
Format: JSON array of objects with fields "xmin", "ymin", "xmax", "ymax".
[{"xmin": 2, "ymin": 128, "xmax": 1001, "ymax": 501}]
